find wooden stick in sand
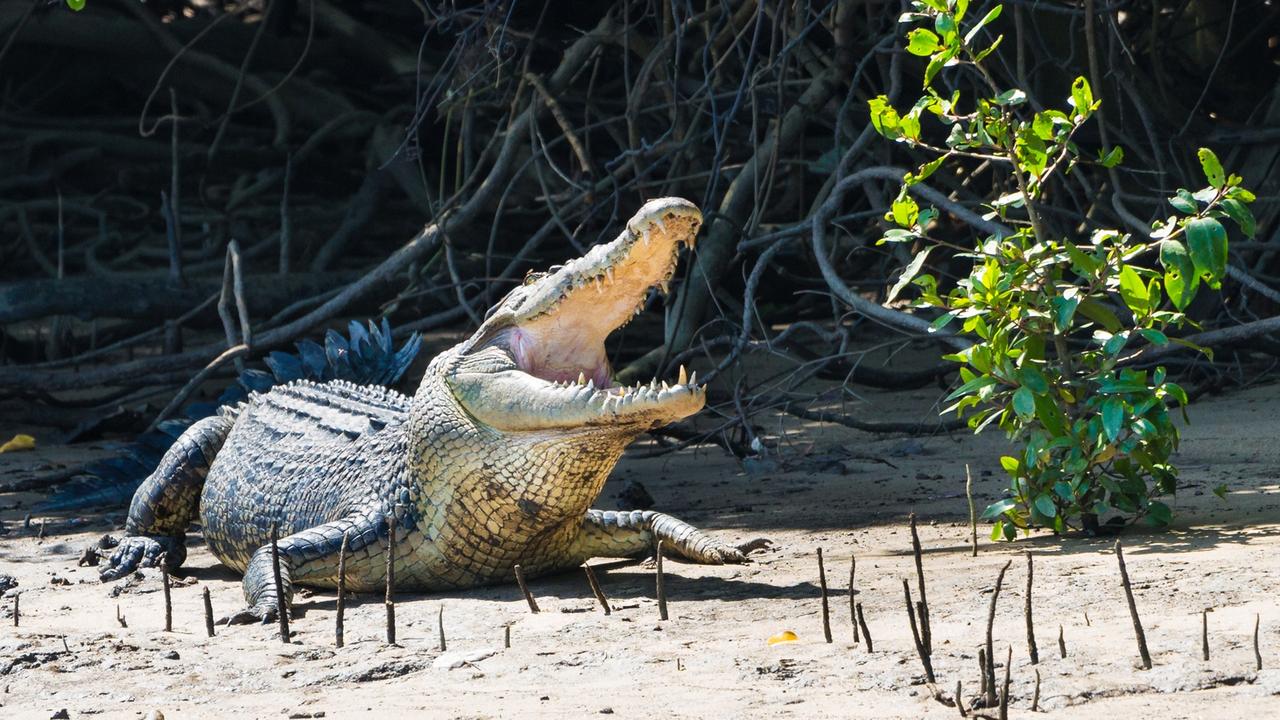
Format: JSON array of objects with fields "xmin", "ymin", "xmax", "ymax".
[
  {"xmin": 583, "ymin": 562, "xmax": 611, "ymax": 615},
  {"xmin": 656, "ymin": 540, "xmax": 669, "ymax": 621},
  {"xmin": 385, "ymin": 515, "xmax": 397, "ymax": 645},
  {"xmin": 904, "ymin": 578, "xmax": 935, "ymax": 683},
  {"xmin": 162, "ymin": 569, "xmax": 173, "ymax": 632},
  {"xmin": 335, "ymin": 531, "xmax": 348, "ymax": 648},
  {"xmin": 202, "ymin": 587, "xmax": 215, "ymax": 638},
  {"xmin": 817, "ymin": 548, "xmax": 832, "ymax": 643},
  {"xmin": 1024, "ymin": 551, "xmax": 1038, "ymax": 665},
  {"xmin": 984, "ymin": 560, "xmax": 1012, "ymax": 707},
  {"xmin": 909, "ymin": 513, "xmax": 931, "ymax": 653},
  {"xmin": 1114, "ymin": 541, "xmax": 1151, "ymax": 669},
  {"xmin": 514, "ymin": 564, "xmax": 539, "ymax": 613}
]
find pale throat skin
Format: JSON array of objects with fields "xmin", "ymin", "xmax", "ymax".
[{"xmin": 102, "ymin": 197, "xmax": 754, "ymax": 623}]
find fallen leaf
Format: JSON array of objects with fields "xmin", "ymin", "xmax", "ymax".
[
  {"xmin": 767, "ymin": 630, "xmax": 798, "ymax": 646},
  {"xmin": 0, "ymin": 434, "xmax": 35, "ymax": 453}
]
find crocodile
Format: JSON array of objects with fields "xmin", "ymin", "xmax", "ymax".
[{"xmin": 100, "ymin": 197, "xmax": 754, "ymax": 622}]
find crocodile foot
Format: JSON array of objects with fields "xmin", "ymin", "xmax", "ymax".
[
  {"xmin": 99, "ymin": 536, "xmax": 185, "ymax": 581},
  {"xmin": 220, "ymin": 603, "xmax": 282, "ymax": 626},
  {"xmin": 736, "ymin": 537, "xmax": 773, "ymax": 556}
]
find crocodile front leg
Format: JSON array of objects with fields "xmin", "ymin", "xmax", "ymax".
[
  {"xmin": 101, "ymin": 414, "xmax": 235, "ymax": 581},
  {"xmin": 570, "ymin": 509, "xmax": 763, "ymax": 564},
  {"xmin": 223, "ymin": 510, "xmax": 386, "ymax": 625}
]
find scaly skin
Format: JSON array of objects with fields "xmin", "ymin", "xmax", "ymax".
[{"xmin": 102, "ymin": 198, "xmax": 759, "ymax": 623}]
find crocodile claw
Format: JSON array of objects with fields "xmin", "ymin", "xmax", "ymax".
[
  {"xmin": 220, "ymin": 603, "xmax": 281, "ymax": 626},
  {"xmin": 99, "ymin": 536, "xmax": 184, "ymax": 581},
  {"xmin": 736, "ymin": 537, "xmax": 773, "ymax": 556}
]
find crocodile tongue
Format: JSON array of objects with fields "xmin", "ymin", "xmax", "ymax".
[{"xmin": 451, "ymin": 197, "xmax": 706, "ymax": 432}]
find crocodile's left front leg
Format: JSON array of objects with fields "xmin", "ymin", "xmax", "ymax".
[
  {"xmin": 222, "ymin": 510, "xmax": 386, "ymax": 625},
  {"xmin": 569, "ymin": 509, "xmax": 762, "ymax": 564}
]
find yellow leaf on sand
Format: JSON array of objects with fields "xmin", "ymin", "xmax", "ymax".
[
  {"xmin": 767, "ymin": 630, "xmax": 798, "ymax": 646},
  {"xmin": 0, "ymin": 434, "xmax": 36, "ymax": 453}
]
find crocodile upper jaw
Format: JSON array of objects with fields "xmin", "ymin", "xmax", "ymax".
[{"xmin": 447, "ymin": 198, "xmax": 705, "ymax": 432}]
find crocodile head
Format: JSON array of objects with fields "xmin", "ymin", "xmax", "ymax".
[{"xmin": 444, "ymin": 197, "xmax": 705, "ymax": 434}]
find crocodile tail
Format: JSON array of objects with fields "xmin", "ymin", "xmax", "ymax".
[{"xmin": 36, "ymin": 321, "xmax": 421, "ymax": 512}]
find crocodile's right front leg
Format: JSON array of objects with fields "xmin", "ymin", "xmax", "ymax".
[
  {"xmin": 568, "ymin": 509, "xmax": 767, "ymax": 565},
  {"xmin": 222, "ymin": 510, "xmax": 387, "ymax": 625},
  {"xmin": 101, "ymin": 415, "xmax": 234, "ymax": 581}
]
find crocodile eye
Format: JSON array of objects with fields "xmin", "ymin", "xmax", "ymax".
[{"xmin": 523, "ymin": 271, "xmax": 547, "ymax": 286}]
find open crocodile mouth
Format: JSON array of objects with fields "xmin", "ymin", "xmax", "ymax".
[{"xmin": 451, "ymin": 198, "xmax": 707, "ymax": 431}]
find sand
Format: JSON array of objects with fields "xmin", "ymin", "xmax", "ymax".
[{"xmin": 2, "ymin": 375, "xmax": 1278, "ymax": 719}]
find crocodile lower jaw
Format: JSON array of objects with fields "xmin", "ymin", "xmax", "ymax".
[{"xmin": 452, "ymin": 198, "xmax": 706, "ymax": 431}]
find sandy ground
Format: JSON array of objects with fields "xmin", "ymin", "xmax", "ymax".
[{"xmin": 2, "ymin": 374, "xmax": 1279, "ymax": 719}]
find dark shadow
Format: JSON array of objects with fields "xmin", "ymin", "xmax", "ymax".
[{"xmin": 251, "ymin": 558, "xmax": 823, "ymax": 619}]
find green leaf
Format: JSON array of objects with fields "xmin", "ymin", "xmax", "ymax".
[
  {"xmin": 1212, "ymin": 483, "xmax": 1229, "ymax": 500},
  {"xmin": 972, "ymin": 35, "xmax": 1003, "ymax": 63},
  {"xmin": 1170, "ymin": 189, "xmax": 1198, "ymax": 214},
  {"xmin": 1018, "ymin": 367, "xmax": 1049, "ymax": 393},
  {"xmin": 67, "ymin": 0, "xmax": 86, "ymax": 9},
  {"xmin": 1160, "ymin": 239, "xmax": 1199, "ymax": 311},
  {"xmin": 990, "ymin": 519, "xmax": 1006, "ymax": 541},
  {"xmin": 906, "ymin": 155, "xmax": 947, "ymax": 185},
  {"xmin": 934, "ymin": 12, "xmax": 957, "ymax": 39},
  {"xmin": 982, "ymin": 498, "xmax": 1017, "ymax": 521},
  {"xmin": 1077, "ymin": 299, "xmax": 1122, "ymax": 332},
  {"xmin": 868, "ymin": 96, "xmax": 902, "ymax": 139},
  {"xmin": 963, "ymin": 4, "xmax": 1003, "ymax": 45},
  {"xmin": 994, "ymin": 89, "xmax": 1027, "ymax": 106},
  {"xmin": 930, "ymin": 310, "xmax": 958, "ymax": 333},
  {"xmin": 1118, "ymin": 266, "xmax": 1150, "ymax": 314},
  {"xmin": 1104, "ymin": 331, "xmax": 1130, "ymax": 356},
  {"xmin": 945, "ymin": 373, "xmax": 997, "ymax": 401},
  {"xmin": 1101, "ymin": 398, "xmax": 1124, "ymax": 442},
  {"xmin": 1221, "ymin": 198, "xmax": 1256, "ymax": 238},
  {"xmin": 1139, "ymin": 329, "xmax": 1168, "ymax": 345},
  {"xmin": 924, "ymin": 54, "xmax": 946, "ymax": 88},
  {"xmin": 1226, "ymin": 186, "xmax": 1256, "ymax": 203},
  {"xmin": 1012, "ymin": 387, "xmax": 1036, "ymax": 419},
  {"xmin": 1070, "ymin": 77, "xmax": 1094, "ymax": 117},
  {"xmin": 1164, "ymin": 270, "xmax": 1196, "ymax": 311},
  {"xmin": 886, "ymin": 248, "xmax": 934, "ymax": 305},
  {"xmin": 1197, "ymin": 147, "xmax": 1225, "ymax": 189},
  {"xmin": 1145, "ymin": 500, "xmax": 1172, "ymax": 528},
  {"xmin": 1098, "ymin": 146, "xmax": 1124, "ymax": 168},
  {"xmin": 1033, "ymin": 393, "xmax": 1068, "ymax": 437},
  {"xmin": 1000, "ymin": 456, "xmax": 1020, "ymax": 474},
  {"xmin": 1185, "ymin": 217, "xmax": 1228, "ymax": 284},
  {"xmin": 880, "ymin": 228, "xmax": 915, "ymax": 244},
  {"xmin": 890, "ymin": 192, "xmax": 920, "ymax": 227},
  {"xmin": 1051, "ymin": 295, "xmax": 1079, "ymax": 332},
  {"xmin": 1160, "ymin": 239, "xmax": 1195, "ymax": 279},
  {"xmin": 1033, "ymin": 494, "xmax": 1058, "ymax": 519},
  {"xmin": 906, "ymin": 28, "xmax": 942, "ymax": 56},
  {"xmin": 1015, "ymin": 131, "xmax": 1049, "ymax": 176}
]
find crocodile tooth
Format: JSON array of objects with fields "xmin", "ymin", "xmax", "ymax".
[
  {"xmin": 652, "ymin": 216, "xmax": 667, "ymax": 234},
  {"xmin": 577, "ymin": 371, "xmax": 586, "ymax": 385},
  {"xmin": 659, "ymin": 279, "xmax": 670, "ymax": 295},
  {"xmin": 642, "ymin": 227, "xmax": 651, "ymax": 246},
  {"xmin": 650, "ymin": 379, "xmax": 658, "ymax": 391},
  {"xmin": 678, "ymin": 365, "xmax": 688, "ymax": 385},
  {"xmin": 606, "ymin": 267, "xmax": 614, "ymax": 283},
  {"xmin": 689, "ymin": 370, "xmax": 698, "ymax": 387},
  {"xmin": 586, "ymin": 378, "xmax": 595, "ymax": 391},
  {"xmin": 661, "ymin": 381, "xmax": 669, "ymax": 391}
]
